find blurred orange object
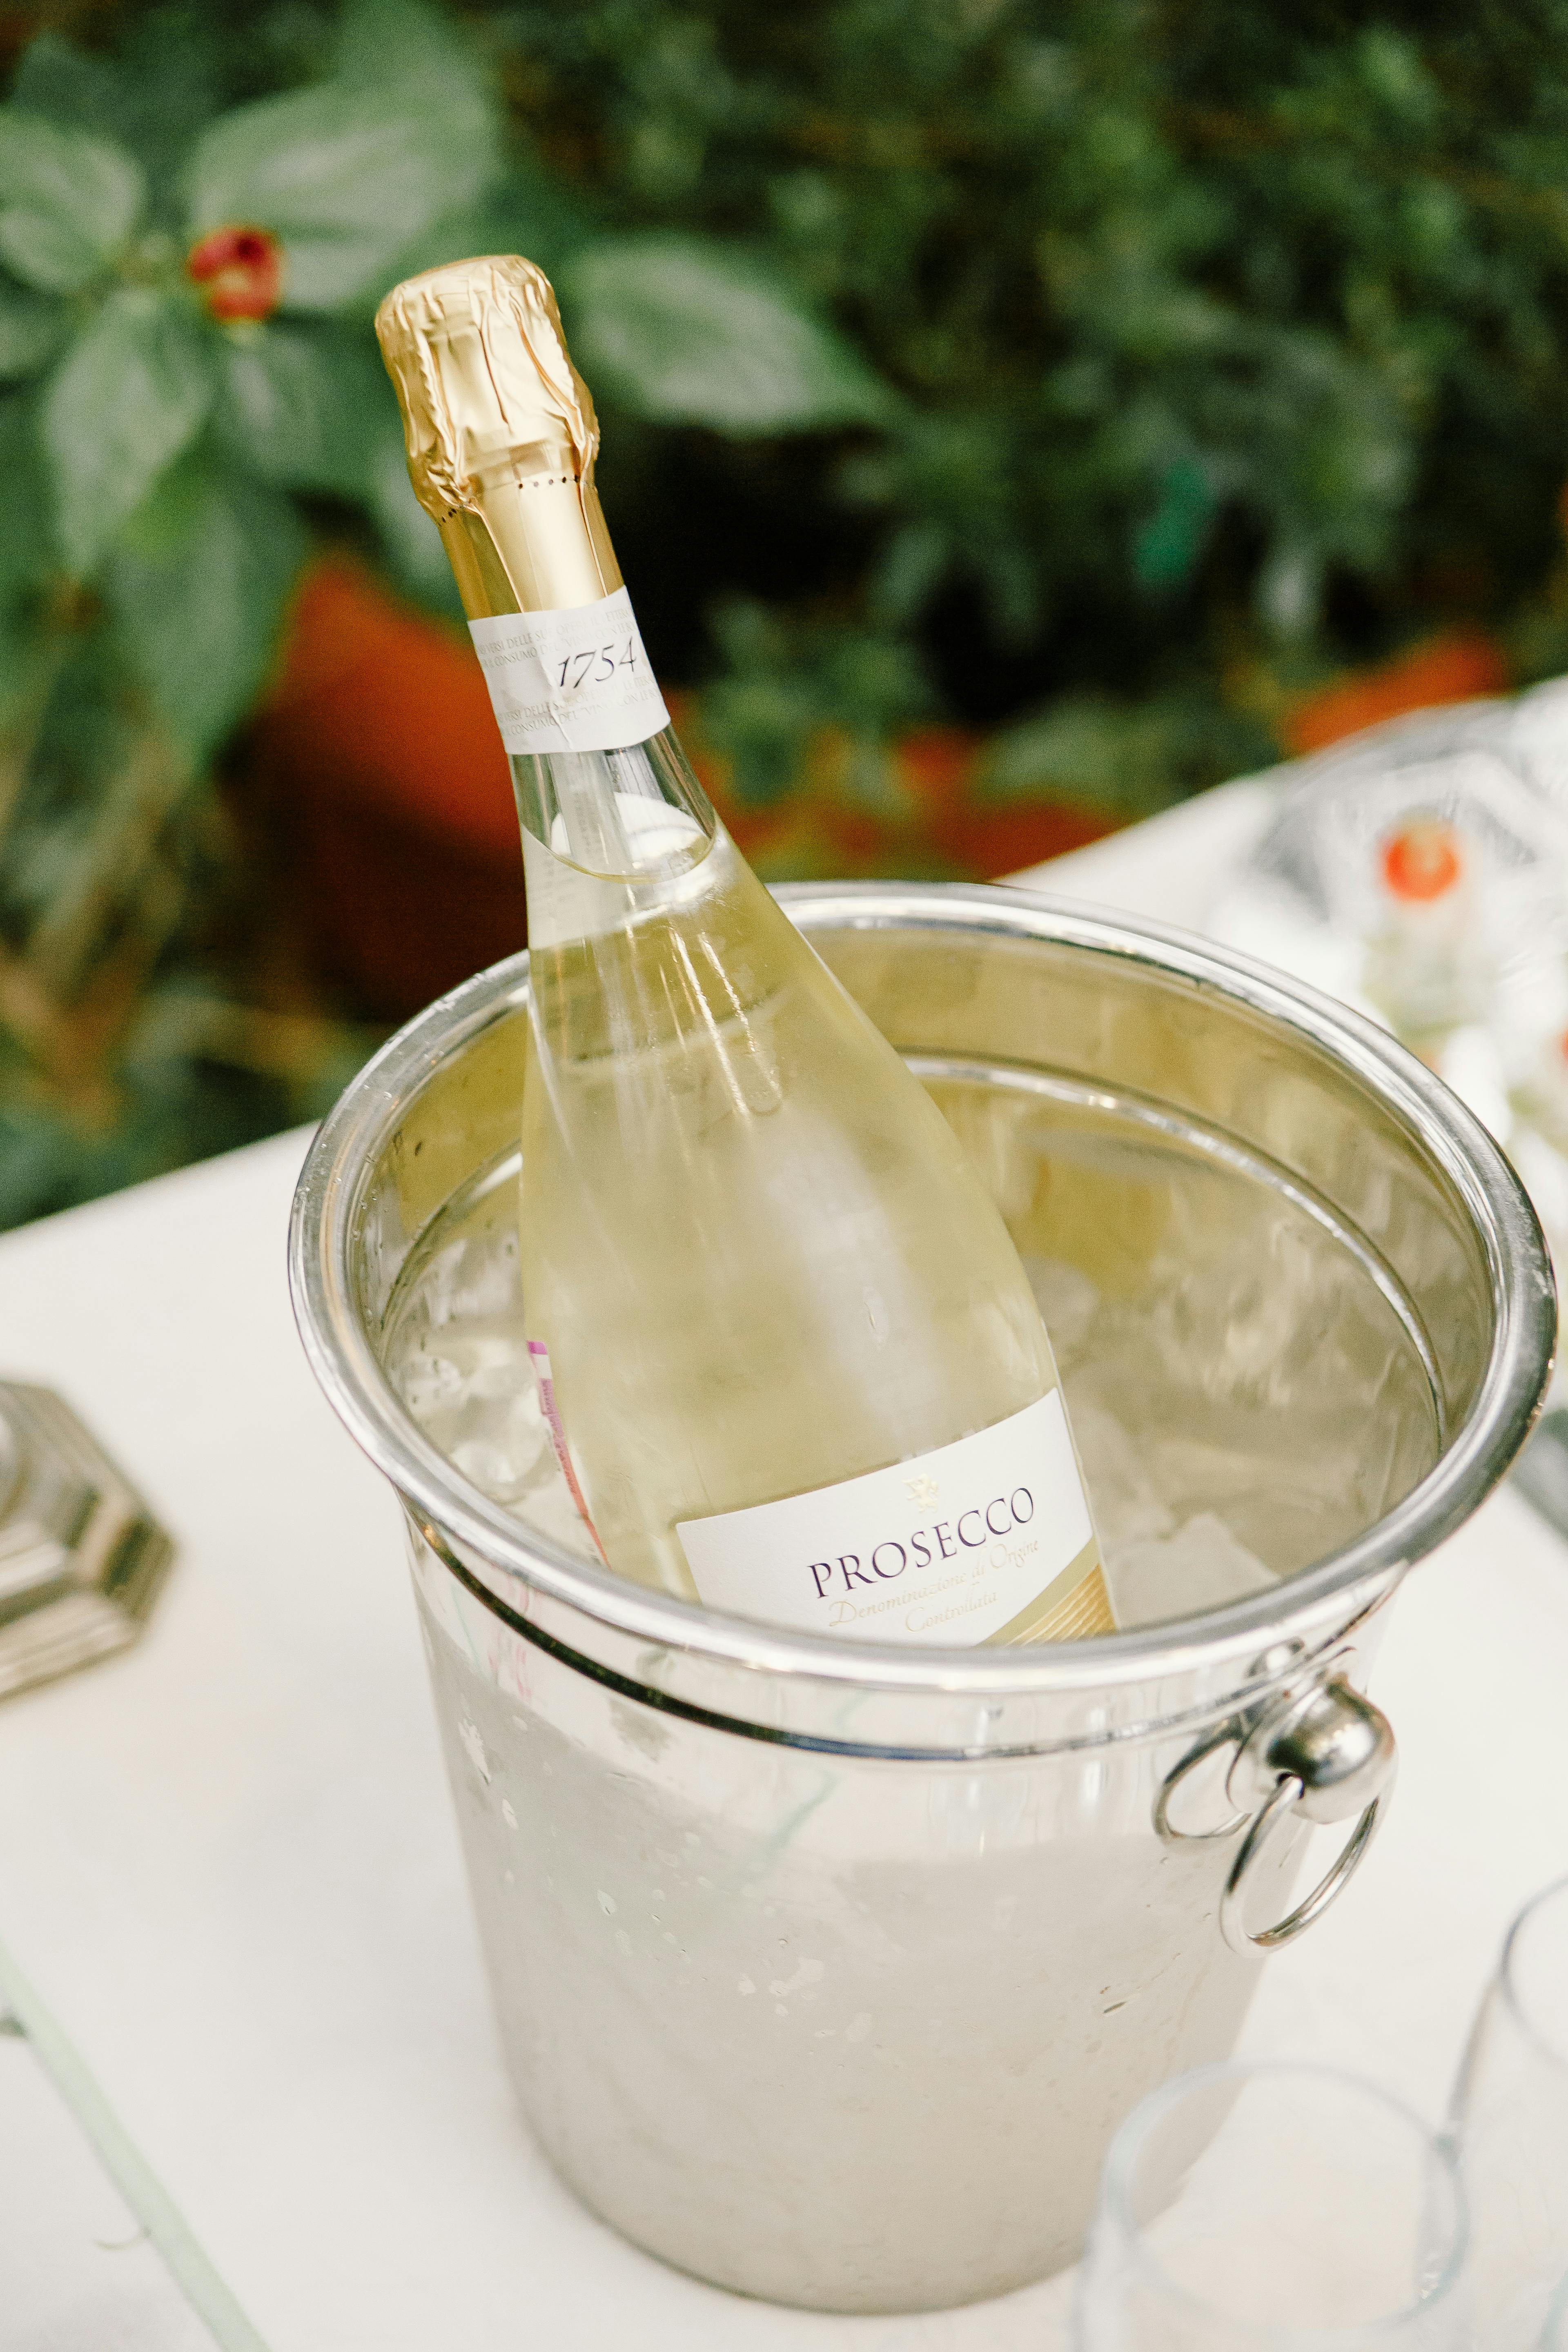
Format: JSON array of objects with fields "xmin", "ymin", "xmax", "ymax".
[
  {"xmin": 262, "ymin": 559, "xmax": 517, "ymax": 858},
  {"xmin": 1381, "ymin": 817, "xmax": 1465, "ymax": 904},
  {"xmin": 1282, "ymin": 630, "xmax": 1510, "ymax": 757},
  {"xmin": 899, "ymin": 729, "xmax": 1114, "ymax": 872}
]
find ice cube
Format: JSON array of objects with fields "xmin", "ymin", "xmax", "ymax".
[{"xmin": 1106, "ymin": 1510, "xmax": 1278, "ymax": 1630}]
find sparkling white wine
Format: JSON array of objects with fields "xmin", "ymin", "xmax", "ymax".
[{"xmin": 376, "ymin": 256, "xmax": 1113, "ymax": 1641}]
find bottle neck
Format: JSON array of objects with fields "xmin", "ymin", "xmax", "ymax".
[
  {"xmin": 448, "ymin": 470, "xmax": 721, "ymax": 924},
  {"xmin": 441, "ymin": 472, "xmax": 621, "ymax": 621}
]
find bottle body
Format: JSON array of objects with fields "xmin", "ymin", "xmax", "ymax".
[{"xmin": 514, "ymin": 722, "xmax": 1109, "ymax": 1640}]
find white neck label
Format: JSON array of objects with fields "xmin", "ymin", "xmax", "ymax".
[
  {"xmin": 470, "ymin": 587, "xmax": 671, "ymax": 756},
  {"xmin": 676, "ymin": 1390, "xmax": 1104, "ymax": 1645}
]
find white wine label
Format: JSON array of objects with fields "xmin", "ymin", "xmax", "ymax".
[
  {"xmin": 470, "ymin": 588, "xmax": 671, "ymax": 756},
  {"xmin": 677, "ymin": 1390, "xmax": 1101, "ymax": 1645}
]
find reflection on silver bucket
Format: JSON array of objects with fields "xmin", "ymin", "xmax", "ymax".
[{"xmin": 290, "ymin": 882, "xmax": 1553, "ymax": 2314}]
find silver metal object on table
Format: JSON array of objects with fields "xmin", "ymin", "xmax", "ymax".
[
  {"xmin": 290, "ymin": 881, "xmax": 1555, "ymax": 2315},
  {"xmin": 0, "ymin": 1380, "xmax": 173, "ymax": 1701}
]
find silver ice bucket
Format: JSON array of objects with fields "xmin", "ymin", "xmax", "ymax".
[{"xmin": 290, "ymin": 882, "xmax": 1553, "ymax": 2314}]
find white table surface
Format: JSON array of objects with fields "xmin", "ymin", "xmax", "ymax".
[{"xmin": 2, "ymin": 776, "xmax": 1565, "ymax": 2350}]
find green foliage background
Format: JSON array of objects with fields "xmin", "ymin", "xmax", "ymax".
[{"xmin": 4, "ymin": 0, "xmax": 1568, "ymax": 1223}]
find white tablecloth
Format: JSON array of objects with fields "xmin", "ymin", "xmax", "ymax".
[{"xmin": 2, "ymin": 780, "xmax": 1565, "ymax": 2350}]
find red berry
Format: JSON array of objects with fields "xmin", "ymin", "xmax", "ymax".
[{"xmin": 187, "ymin": 225, "xmax": 283, "ymax": 323}]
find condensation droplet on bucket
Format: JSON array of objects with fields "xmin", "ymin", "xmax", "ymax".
[
  {"xmin": 597, "ymin": 1889, "xmax": 617, "ymax": 1915},
  {"xmin": 458, "ymin": 1719, "xmax": 490, "ymax": 1782},
  {"xmin": 737, "ymin": 1976, "xmax": 755, "ymax": 1996},
  {"xmin": 845, "ymin": 2013, "xmax": 872, "ymax": 2043},
  {"xmin": 501, "ymin": 1799, "xmax": 517, "ymax": 1829}
]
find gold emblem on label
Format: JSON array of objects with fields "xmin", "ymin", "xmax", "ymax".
[{"xmin": 906, "ymin": 1472, "xmax": 940, "ymax": 1505}]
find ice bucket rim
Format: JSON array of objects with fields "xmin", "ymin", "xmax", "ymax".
[{"xmin": 288, "ymin": 878, "xmax": 1555, "ymax": 1699}]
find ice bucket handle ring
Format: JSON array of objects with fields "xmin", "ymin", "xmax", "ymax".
[{"xmin": 1156, "ymin": 1655, "xmax": 1397, "ymax": 1960}]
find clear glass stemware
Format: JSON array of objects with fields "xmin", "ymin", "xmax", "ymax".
[
  {"xmin": 1074, "ymin": 2058, "xmax": 1469, "ymax": 2350},
  {"xmin": 1450, "ymin": 1872, "xmax": 1568, "ymax": 2351}
]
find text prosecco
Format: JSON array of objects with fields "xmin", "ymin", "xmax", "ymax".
[{"xmin": 807, "ymin": 1488, "xmax": 1036, "ymax": 1600}]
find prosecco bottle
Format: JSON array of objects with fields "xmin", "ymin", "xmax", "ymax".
[{"xmin": 376, "ymin": 256, "xmax": 1114, "ymax": 1644}]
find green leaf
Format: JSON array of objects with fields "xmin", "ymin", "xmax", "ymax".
[
  {"xmin": 0, "ymin": 597, "xmax": 55, "ymax": 733},
  {"xmin": 216, "ymin": 323, "xmax": 391, "ymax": 497},
  {"xmin": 334, "ymin": 0, "xmax": 486, "ymax": 99},
  {"xmin": 183, "ymin": 3, "xmax": 499, "ymax": 313},
  {"xmin": 106, "ymin": 460, "xmax": 307, "ymax": 758},
  {"xmin": 11, "ymin": 28, "xmax": 226, "ymax": 207},
  {"xmin": 9, "ymin": 34, "xmax": 127, "ymax": 146},
  {"xmin": 0, "ymin": 400, "xmax": 52, "ymax": 727},
  {"xmin": 561, "ymin": 236, "xmax": 891, "ymax": 434},
  {"xmin": 0, "ymin": 207, "xmax": 98, "ymax": 294},
  {"xmin": 349, "ymin": 163, "xmax": 594, "ymax": 322},
  {"xmin": 0, "ymin": 389, "xmax": 49, "ymax": 600},
  {"xmin": 0, "ymin": 110, "xmax": 143, "ymax": 292},
  {"xmin": 0, "ymin": 385, "xmax": 42, "ymax": 574},
  {"xmin": 0, "ymin": 279, "xmax": 60, "ymax": 381},
  {"xmin": 1132, "ymin": 454, "xmax": 1216, "ymax": 591},
  {"xmin": 42, "ymin": 289, "xmax": 212, "ymax": 575}
]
